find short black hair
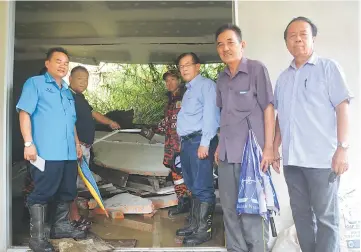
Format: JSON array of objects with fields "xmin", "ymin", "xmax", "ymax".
[
  {"xmin": 284, "ymin": 16, "xmax": 318, "ymax": 40},
  {"xmin": 46, "ymin": 47, "xmax": 69, "ymax": 61},
  {"xmin": 215, "ymin": 23, "xmax": 242, "ymax": 42},
  {"xmin": 176, "ymin": 52, "xmax": 201, "ymax": 66},
  {"xmin": 70, "ymin": 65, "xmax": 89, "ymax": 76}
]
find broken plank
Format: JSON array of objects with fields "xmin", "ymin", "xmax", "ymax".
[
  {"xmin": 110, "ymin": 210, "xmax": 124, "ymax": 220},
  {"xmin": 143, "ymin": 210, "xmax": 157, "ymax": 219},
  {"xmin": 149, "ymin": 193, "xmax": 178, "ymax": 209}
]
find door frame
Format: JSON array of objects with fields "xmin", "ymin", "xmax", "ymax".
[
  {"xmin": 0, "ymin": 1, "xmax": 241, "ymax": 250},
  {"xmin": 0, "ymin": 0, "xmax": 15, "ymax": 251}
]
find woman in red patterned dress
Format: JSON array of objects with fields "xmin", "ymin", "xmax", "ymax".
[{"xmin": 154, "ymin": 70, "xmax": 191, "ymax": 217}]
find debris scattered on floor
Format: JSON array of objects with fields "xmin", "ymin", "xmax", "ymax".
[
  {"xmin": 104, "ymin": 193, "xmax": 154, "ymax": 214},
  {"xmin": 50, "ymin": 232, "xmax": 137, "ymax": 252},
  {"xmin": 51, "ymin": 238, "xmax": 110, "ymax": 252},
  {"xmin": 149, "ymin": 193, "xmax": 178, "ymax": 209},
  {"xmin": 78, "ymin": 130, "xmax": 181, "ymax": 221}
]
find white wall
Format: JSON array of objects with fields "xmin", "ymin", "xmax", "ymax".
[
  {"xmin": 0, "ymin": 1, "xmax": 14, "ymax": 251},
  {"xmin": 236, "ymin": 0, "xmax": 360, "ymax": 237}
]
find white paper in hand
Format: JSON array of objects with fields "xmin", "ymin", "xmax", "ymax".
[{"xmin": 30, "ymin": 155, "xmax": 45, "ymax": 172}]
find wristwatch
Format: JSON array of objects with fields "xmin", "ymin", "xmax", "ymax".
[
  {"xmin": 337, "ymin": 142, "xmax": 349, "ymax": 149},
  {"xmin": 24, "ymin": 141, "xmax": 33, "ymax": 147}
]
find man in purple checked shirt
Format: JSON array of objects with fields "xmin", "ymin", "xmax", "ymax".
[{"xmin": 214, "ymin": 24, "xmax": 276, "ymax": 252}]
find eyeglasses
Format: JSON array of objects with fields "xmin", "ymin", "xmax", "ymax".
[{"xmin": 178, "ymin": 63, "xmax": 195, "ymax": 70}]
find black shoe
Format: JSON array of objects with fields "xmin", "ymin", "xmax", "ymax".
[
  {"xmin": 183, "ymin": 201, "xmax": 215, "ymax": 246},
  {"xmin": 168, "ymin": 197, "xmax": 190, "ymax": 217},
  {"xmin": 50, "ymin": 202, "xmax": 87, "ymax": 240},
  {"xmin": 176, "ymin": 197, "xmax": 199, "ymax": 236},
  {"xmin": 28, "ymin": 204, "xmax": 55, "ymax": 252}
]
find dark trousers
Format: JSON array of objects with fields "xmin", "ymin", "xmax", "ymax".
[
  {"xmin": 180, "ymin": 135, "xmax": 217, "ymax": 204},
  {"xmin": 284, "ymin": 166, "xmax": 340, "ymax": 252},
  {"xmin": 218, "ymin": 159, "xmax": 269, "ymax": 252},
  {"xmin": 27, "ymin": 160, "xmax": 78, "ymax": 206}
]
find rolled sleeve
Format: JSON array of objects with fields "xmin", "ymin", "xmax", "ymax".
[
  {"xmin": 201, "ymin": 81, "xmax": 220, "ymax": 147},
  {"xmin": 327, "ymin": 60, "xmax": 354, "ymax": 107},
  {"xmin": 16, "ymin": 78, "xmax": 39, "ymax": 115},
  {"xmin": 216, "ymin": 78, "xmax": 222, "ymax": 108},
  {"xmin": 274, "ymin": 79, "xmax": 280, "ymax": 110},
  {"xmin": 256, "ymin": 64, "xmax": 274, "ymax": 110}
]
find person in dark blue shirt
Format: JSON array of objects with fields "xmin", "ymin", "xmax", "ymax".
[{"xmin": 68, "ymin": 66, "xmax": 120, "ymax": 229}]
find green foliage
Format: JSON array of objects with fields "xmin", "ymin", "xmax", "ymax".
[{"xmin": 86, "ymin": 63, "xmax": 225, "ymax": 124}]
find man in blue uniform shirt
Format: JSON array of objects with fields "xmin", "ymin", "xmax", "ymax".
[
  {"xmin": 16, "ymin": 47, "xmax": 86, "ymax": 252},
  {"xmin": 175, "ymin": 52, "xmax": 220, "ymax": 246}
]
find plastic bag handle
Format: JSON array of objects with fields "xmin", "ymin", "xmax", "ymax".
[{"xmin": 246, "ymin": 116, "xmax": 252, "ymax": 130}]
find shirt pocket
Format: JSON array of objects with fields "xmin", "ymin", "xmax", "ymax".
[
  {"xmin": 231, "ymin": 89, "xmax": 256, "ymax": 112},
  {"xmin": 302, "ymin": 77, "xmax": 329, "ymax": 107},
  {"xmin": 63, "ymin": 93, "xmax": 77, "ymax": 119}
]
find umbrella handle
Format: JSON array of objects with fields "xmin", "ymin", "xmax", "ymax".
[{"xmin": 270, "ymin": 217, "xmax": 277, "ymax": 237}]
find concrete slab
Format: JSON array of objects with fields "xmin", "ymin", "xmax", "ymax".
[
  {"xmin": 104, "ymin": 193, "xmax": 154, "ymax": 214},
  {"xmin": 93, "ymin": 141, "xmax": 170, "ymax": 176},
  {"xmin": 149, "ymin": 193, "xmax": 178, "ymax": 209}
]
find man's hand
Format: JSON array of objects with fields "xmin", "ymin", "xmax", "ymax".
[
  {"xmin": 261, "ymin": 147, "xmax": 274, "ymax": 172},
  {"xmin": 109, "ymin": 120, "xmax": 121, "ymax": 130},
  {"xmin": 24, "ymin": 145, "xmax": 37, "ymax": 161},
  {"xmin": 76, "ymin": 144, "xmax": 83, "ymax": 160},
  {"xmin": 214, "ymin": 145, "xmax": 219, "ymax": 165},
  {"xmin": 272, "ymin": 146, "xmax": 281, "ymax": 174},
  {"xmin": 198, "ymin": 146, "xmax": 209, "ymax": 160},
  {"xmin": 332, "ymin": 147, "xmax": 349, "ymax": 176}
]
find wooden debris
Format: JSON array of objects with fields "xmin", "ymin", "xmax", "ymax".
[
  {"xmin": 149, "ymin": 193, "xmax": 178, "ymax": 209},
  {"xmin": 143, "ymin": 210, "xmax": 157, "ymax": 219}
]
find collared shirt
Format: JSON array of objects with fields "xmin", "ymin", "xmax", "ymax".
[
  {"xmin": 16, "ymin": 72, "xmax": 77, "ymax": 161},
  {"xmin": 177, "ymin": 74, "xmax": 220, "ymax": 147},
  {"xmin": 70, "ymin": 88, "xmax": 95, "ymax": 145},
  {"xmin": 274, "ymin": 53, "xmax": 353, "ymax": 168},
  {"xmin": 216, "ymin": 58, "xmax": 274, "ymax": 163}
]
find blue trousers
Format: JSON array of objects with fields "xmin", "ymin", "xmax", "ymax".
[
  {"xmin": 27, "ymin": 160, "xmax": 78, "ymax": 205},
  {"xmin": 180, "ymin": 135, "xmax": 217, "ymax": 204}
]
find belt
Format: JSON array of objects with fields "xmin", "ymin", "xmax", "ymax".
[
  {"xmin": 80, "ymin": 142, "xmax": 92, "ymax": 148},
  {"xmin": 181, "ymin": 130, "xmax": 202, "ymax": 141}
]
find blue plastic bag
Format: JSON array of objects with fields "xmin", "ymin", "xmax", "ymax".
[{"xmin": 237, "ymin": 118, "xmax": 280, "ymax": 220}]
